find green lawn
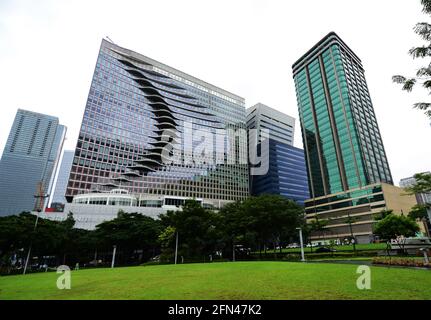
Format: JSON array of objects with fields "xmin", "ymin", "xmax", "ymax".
[{"xmin": 0, "ymin": 261, "xmax": 430, "ymax": 300}]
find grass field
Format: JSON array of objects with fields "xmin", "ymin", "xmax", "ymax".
[{"xmin": 1, "ymin": 261, "xmax": 430, "ymax": 300}]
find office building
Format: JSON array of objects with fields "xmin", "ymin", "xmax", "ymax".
[
  {"xmin": 246, "ymin": 103, "xmax": 309, "ymax": 205},
  {"xmin": 50, "ymin": 150, "xmax": 74, "ymax": 206},
  {"xmin": 65, "ymin": 39, "xmax": 249, "ymax": 210},
  {"xmin": 293, "ymin": 32, "xmax": 413, "ymax": 243},
  {"xmin": 0, "ymin": 109, "xmax": 66, "ymax": 215}
]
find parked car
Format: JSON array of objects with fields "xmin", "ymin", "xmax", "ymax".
[
  {"xmin": 315, "ymin": 247, "xmax": 337, "ymax": 253},
  {"xmin": 287, "ymin": 243, "xmax": 300, "ymax": 249}
]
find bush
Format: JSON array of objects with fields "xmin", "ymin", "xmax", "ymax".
[{"xmin": 373, "ymin": 257, "xmax": 430, "ymax": 268}]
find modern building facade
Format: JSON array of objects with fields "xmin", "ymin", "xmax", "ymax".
[
  {"xmin": 246, "ymin": 103, "xmax": 309, "ymax": 205},
  {"xmin": 0, "ymin": 109, "xmax": 66, "ymax": 215},
  {"xmin": 50, "ymin": 150, "xmax": 74, "ymax": 206},
  {"xmin": 293, "ymin": 32, "xmax": 404, "ymax": 243},
  {"xmin": 400, "ymin": 172, "xmax": 431, "ymax": 205},
  {"xmin": 303, "ymin": 183, "xmax": 418, "ymax": 244},
  {"xmin": 38, "ymin": 188, "xmax": 209, "ymax": 230},
  {"xmin": 247, "ymin": 103, "xmax": 295, "ymax": 146},
  {"xmin": 65, "ymin": 39, "xmax": 249, "ymax": 210}
]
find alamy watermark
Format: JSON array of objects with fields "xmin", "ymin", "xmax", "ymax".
[
  {"xmin": 56, "ymin": 265, "xmax": 71, "ymax": 290},
  {"xmin": 154, "ymin": 121, "xmax": 270, "ymax": 176},
  {"xmin": 356, "ymin": 265, "xmax": 371, "ymax": 290}
]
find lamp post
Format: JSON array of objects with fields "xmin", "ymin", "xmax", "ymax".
[
  {"xmin": 111, "ymin": 245, "xmax": 117, "ymax": 268},
  {"xmin": 174, "ymin": 232, "xmax": 179, "ymax": 265},
  {"xmin": 296, "ymin": 227, "xmax": 305, "ymax": 262},
  {"xmin": 346, "ymin": 211, "xmax": 357, "ymax": 253},
  {"xmin": 23, "ymin": 211, "xmax": 41, "ymax": 275},
  {"xmin": 23, "ymin": 182, "xmax": 49, "ymax": 275}
]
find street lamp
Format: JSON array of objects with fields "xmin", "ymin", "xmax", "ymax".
[
  {"xmin": 111, "ymin": 245, "xmax": 117, "ymax": 268},
  {"xmin": 346, "ymin": 211, "xmax": 357, "ymax": 253},
  {"xmin": 23, "ymin": 210, "xmax": 42, "ymax": 275},
  {"xmin": 23, "ymin": 182, "xmax": 49, "ymax": 275},
  {"xmin": 296, "ymin": 227, "xmax": 305, "ymax": 262},
  {"xmin": 174, "ymin": 232, "xmax": 179, "ymax": 265}
]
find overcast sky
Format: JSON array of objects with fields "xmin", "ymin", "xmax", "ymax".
[{"xmin": 0, "ymin": 0, "xmax": 429, "ymax": 185}]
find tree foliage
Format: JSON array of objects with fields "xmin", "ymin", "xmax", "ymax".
[
  {"xmin": 409, "ymin": 204, "xmax": 429, "ymax": 221},
  {"xmin": 159, "ymin": 200, "xmax": 222, "ymax": 261},
  {"xmin": 374, "ymin": 214, "xmax": 420, "ymax": 241},
  {"xmin": 309, "ymin": 218, "xmax": 329, "ymax": 236},
  {"xmin": 374, "ymin": 209, "xmax": 394, "ymax": 221},
  {"xmin": 95, "ymin": 212, "xmax": 162, "ymax": 263},
  {"xmin": 405, "ymin": 172, "xmax": 431, "ymax": 195},
  {"xmin": 0, "ymin": 196, "xmax": 305, "ymax": 270},
  {"xmin": 393, "ymin": 0, "xmax": 431, "ymax": 118},
  {"xmin": 219, "ymin": 195, "xmax": 305, "ymax": 254}
]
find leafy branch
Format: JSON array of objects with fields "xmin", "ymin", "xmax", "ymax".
[{"xmin": 393, "ymin": 1, "xmax": 431, "ymax": 118}]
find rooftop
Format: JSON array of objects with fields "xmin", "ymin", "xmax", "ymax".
[
  {"xmin": 101, "ymin": 39, "xmax": 245, "ymax": 106},
  {"xmin": 292, "ymin": 32, "xmax": 362, "ymax": 76}
]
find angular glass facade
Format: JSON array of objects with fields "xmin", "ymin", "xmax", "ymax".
[
  {"xmin": 66, "ymin": 39, "xmax": 249, "ymax": 206},
  {"xmin": 0, "ymin": 109, "xmax": 66, "ymax": 215},
  {"xmin": 293, "ymin": 32, "xmax": 393, "ymax": 199}
]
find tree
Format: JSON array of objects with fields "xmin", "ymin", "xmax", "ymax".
[
  {"xmin": 95, "ymin": 212, "xmax": 162, "ymax": 265},
  {"xmin": 374, "ymin": 209, "xmax": 394, "ymax": 221},
  {"xmin": 219, "ymin": 195, "xmax": 304, "ymax": 257},
  {"xmin": 309, "ymin": 218, "xmax": 329, "ymax": 246},
  {"xmin": 159, "ymin": 200, "xmax": 221, "ymax": 261},
  {"xmin": 218, "ymin": 201, "xmax": 250, "ymax": 259},
  {"xmin": 393, "ymin": 0, "xmax": 431, "ymax": 118},
  {"xmin": 374, "ymin": 214, "xmax": 420, "ymax": 254},
  {"xmin": 405, "ymin": 173, "xmax": 431, "ymax": 195},
  {"xmin": 0, "ymin": 212, "xmax": 81, "ymax": 273},
  {"xmin": 57, "ymin": 212, "xmax": 76, "ymax": 265},
  {"xmin": 158, "ymin": 226, "xmax": 176, "ymax": 262},
  {"xmin": 409, "ymin": 204, "xmax": 430, "ymax": 237},
  {"xmin": 409, "ymin": 204, "xmax": 429, "ymax": 221},
  {"xmin": 242, "ymin": 195, "xmax": 304, "ymax": 255}
]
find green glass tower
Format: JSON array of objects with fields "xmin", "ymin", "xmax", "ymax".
[
  {"xmin": 293, "ymin": 32, "xmax": 392, "ymax": 199},
  {"xmin": 292, "ymin": 32, "xmax": 401, "ymax": 244}
]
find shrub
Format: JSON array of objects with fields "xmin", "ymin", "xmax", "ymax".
[{"xmin": 373, "ymin": 257, "xmax": 430, "ymax": 268}]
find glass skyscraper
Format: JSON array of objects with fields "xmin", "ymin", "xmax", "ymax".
[
  {"xmin": 66, "ymin": 39, "xmax": 249, "ymax": 207},
  {"xmin": 247, "ymin": 103, "xmax": 309, "ymax": 205},
  {"xmin": 0, "ymin": 109, "xmax": 66, "ymax": 215},
  {"xmin": 293, "ymin": 32, "xmax": 401, "ymax": 243},
  {"xmin": 293, "ymin": 32, "xmax": 392, "ymax": 198},
  {"xmin": 50, "ymin": 150, "xmax": 74, "ymax": 205}
]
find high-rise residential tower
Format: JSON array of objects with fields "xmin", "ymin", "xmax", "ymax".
[
  {"xmin": 246, "ymin": 103, "xmax": 309, "ymax": 205},
  {"xmin": 65, "ymin": 39, "xmax": 249, "ymax": 209},
  {"xmin": 0, "ymin": 109, "xmax": 66, "ymax": 215},
  {"xmin": 293, "ymin": 32, "xmax": 415, "ymax": 243},
  {"xmin": 50, "ymin": 150, "xmax": 74, "ymax": 206}
]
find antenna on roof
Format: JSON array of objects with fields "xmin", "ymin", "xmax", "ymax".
[{"xmin": 106, "ymin": 36, "xmax": 115, "ymax": 44}]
